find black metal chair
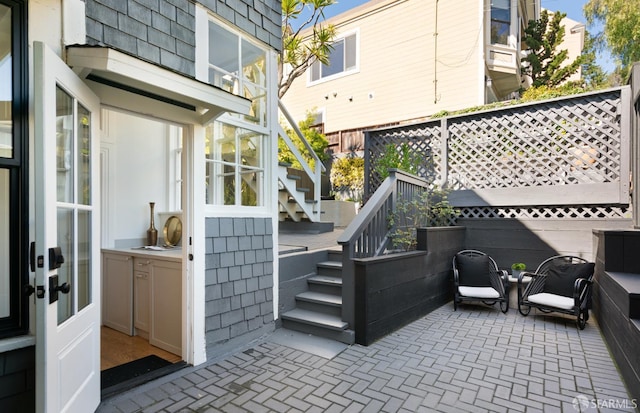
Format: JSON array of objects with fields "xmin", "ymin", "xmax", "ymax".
[
  {"xmin": 517, "ymin": 255, "xmax": 595, "ymax": 329},
  {"xmin": 452, "ymin": 250, "xmax": 509, "ymax": 313}
]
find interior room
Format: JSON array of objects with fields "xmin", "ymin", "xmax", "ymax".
[{"xmin": 99, "ymin": 109, "xmax": 186, "ymax": 389}]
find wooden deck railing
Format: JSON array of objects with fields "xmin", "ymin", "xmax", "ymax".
[{"xmin": 337, "ymin": 169, "xmax": 430, "ymax": 326}]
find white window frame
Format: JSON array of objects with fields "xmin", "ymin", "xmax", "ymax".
[
  {"xmin": 308, "ymin": 29, "xmax": 360, "ymax": 86},
  {"xmin": 195, "ymin": 8, "xmax": 274, "ymax": 212}
]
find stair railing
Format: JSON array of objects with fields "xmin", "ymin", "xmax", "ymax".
[
  {"xmin": 278, "ymin": 101, "xmax": 325, "ymax": 221},
  {"xmin": 337, "ymin": 169, "xmax": 430, "ymax": 327}
]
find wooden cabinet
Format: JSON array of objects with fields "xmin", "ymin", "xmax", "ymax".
[
  {"xmin": 102, "ymin": 253, "xmax": 133, "ymax": 335},
  {"xmin": 150, "ymin": 259, "xmax": 182, "ymax": 355},
  {"xmin": 102, "ymin": 249, "xmax": 182, "ymax": 356},
  {"xmin": 133, "ymin": 259, "xmax": 151, "ymax": 336}
]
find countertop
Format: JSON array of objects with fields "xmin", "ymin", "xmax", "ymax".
[{"xmin": 101, "ymin": 247, "xmax": 183, "ymax": 262}]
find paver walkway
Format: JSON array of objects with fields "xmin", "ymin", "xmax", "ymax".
[{"xmin": 97, "ymin": 303, "xmax": 635, "ymax": 412}]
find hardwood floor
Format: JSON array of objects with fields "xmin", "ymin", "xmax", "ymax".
[{"xmin": 101, "ymin": 326, "xmax": 182, "ymax": 371}]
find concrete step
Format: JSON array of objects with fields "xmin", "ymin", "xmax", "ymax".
[
  {"xmin": 281, "ymin": 309, "xmax": 355, "ymax": 345},
  {"xmin": 308, "ymin": 275, "xmax": 342, "ymax": 295},
  {"xmin": 327, "ymin": 250, "xmax": 342, "ymax": 262},
  {"xmin": 296, "ymin": 291, "xmax": 342, "ymax": 317},
  {"xmin": 281, "ymin": 308, "xmax": 347, "ymax": 330},
  {"xmin": 317, "ymin": 261, "xmax": 342, "ymax": 278}
]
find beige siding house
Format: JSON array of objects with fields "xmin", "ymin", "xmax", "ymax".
[{"xmin": 282, "ymin": 0, "xmax": 583, "ymax": 154}]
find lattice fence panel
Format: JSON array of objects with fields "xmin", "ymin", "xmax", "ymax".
[
  {"xmin": 458, "ymin": 205, "xmax": 629, "ymax": 220},
  {"xmin": 365, "ymin": 122, "xmax": 442, "ymax": 197},
  {"xmin": 447, "ymin": 91, "xmax": 622, "ymax": 190}
]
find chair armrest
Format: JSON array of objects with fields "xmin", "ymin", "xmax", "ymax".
[
  {"xmin": 488, "ymin": 268, "xmax": 509, "ymax": 295},
  {"xmin": 453, "ymin": 267, "xmax": 460, "ymax": 286},
  {"xmin": 573, "ymin": 277, "xmax": 593, "ymax": 305},
  {"xmin": 520, "ymin": 272, "xmax": 546, "ymax": 299},
  {"xmin": 518, "ymin": 271, "xmax": 540, "ymax": 286}
]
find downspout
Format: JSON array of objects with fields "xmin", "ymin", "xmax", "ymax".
[{"xmin": 434, "ymin": 0, "xmax": 439, "ymax": 104}]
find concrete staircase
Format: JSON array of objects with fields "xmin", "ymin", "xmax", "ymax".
[{"xmin": 281, "ymin": 250, "xmax": 355, "ymax": 344}]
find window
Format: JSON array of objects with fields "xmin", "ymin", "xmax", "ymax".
[
  {"xmin": 0, "ymin": 0, "xmax": 28, "ymax": 338},
  {"xmin": 204, "ymin": 18, "xmax": 268, "ymax": 207},
  {"xmin": 310, "ymin": 32, "xmax": 358, "ymax": 83},
  {"xmin": 491, "ymin": 0, "xmax": 511, "ymax": 45},
  {"xmin": 208, "ymin": 20, "xmax": 267, "ymax": 127},
  {"xmin": 205, "ymin": 122, "xmax": 264, "ymax": 206}
]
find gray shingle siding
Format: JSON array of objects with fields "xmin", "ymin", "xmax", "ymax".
[
  {"xmin": 196, "ymin": 0, "xmax": 281, "ymax": 51},
  {"xmin": 204, "ymin": 217, "xmax": 274, "ymax": 357},
  {"xmin": 86, "ymin": 0, "xmax": 196, "ymax": 75},
  {"xmin": 86, "ymin": 1, "xmax": 281, "ymax": 78}
]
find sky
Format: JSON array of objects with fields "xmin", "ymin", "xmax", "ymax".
[{"xmin": 305, "ymin": 0, "xmax": 615, "ymax": 73}]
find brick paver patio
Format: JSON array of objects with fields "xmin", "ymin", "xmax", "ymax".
[{"xmin": 97, "ymin": 303, "xmax": 636, "ymax": 412}]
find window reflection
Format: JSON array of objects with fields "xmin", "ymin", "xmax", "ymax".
[
  {"xmin": 491, "ymin": 0, "xmax": 511, "ymax": 45},
  {"xmin": 0, "ymin": 169, "xmax": 9, "ymax": 318},
  {"xmin": 0, "ymin": 4, "xmax": 13, "ymax": 158}
]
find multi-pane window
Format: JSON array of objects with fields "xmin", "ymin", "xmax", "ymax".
[
  {"xmin": 208, "ymin": 20, "xmax": 267, "ymax": 127},
  {"xmin": 205, "ymin": 123, "xmax": 264, "ymax": 206},
  {"xmin": 205, "ymin": 18, "xmax": 268, "ymax": 207},
  {"xmin": 491, "ymin": 0, "xmax": 511, "ymax": 45},
  {"xmin": 0, "ymin": 0, "xmax": 27, "ymax": 338},
  {"xmin": 310, "ymin": 32, "xmax": 358, "ymax": 83}
]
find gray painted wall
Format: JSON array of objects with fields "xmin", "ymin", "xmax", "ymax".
[
  {"xmin": 85, "ymin": 0, "xmax": 281, "ymax": 77},
  {"xmin": 461, "ymin": 217, "xmax": 633, "ymax": 270},
  {"xmin": 204, "ymin": 217, "xmax": 274, "ymax": 358}
]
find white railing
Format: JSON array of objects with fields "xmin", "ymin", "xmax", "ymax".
[{"xmin": 277, "ymin": 101, "xmax": 325, "ymax": 221}]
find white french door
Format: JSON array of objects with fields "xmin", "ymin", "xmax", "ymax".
[{"xmin": 34, "ymin": 41, "xmax": 101, "ymax": 412}]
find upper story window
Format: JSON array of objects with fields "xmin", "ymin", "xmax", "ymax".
[
  {"xmin": 310, "ymin": 31, "xmax": 358, "ymax": 83},
  {"xmin": 208, "ymin": 19, "xmax": 268, "ymax": 127},
  {"xmin": 491, "ymin": 0, "xmax": 511, "ymax": 45}
]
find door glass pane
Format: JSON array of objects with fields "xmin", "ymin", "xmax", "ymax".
[
  {"xmin": 77, "ymin": 104, "xmax": 91, "ymax": 205},
  {"xmin": 77, "ymin": 210, "xmax": 91, "ymax": 311},
  {"xmin": 57, "ymin": 208, "xmax": 74, "ymax": 325},
  {"xmin": 0, "ymin": 169, "xmax": 9, "ymax": 317},
  {"xmin": 0, "ymin": 5, "xmax": 12, "ymax": 159},
  {"xmin": 56, "ymin": 87, "xmax": 74, "ymax": 203}
]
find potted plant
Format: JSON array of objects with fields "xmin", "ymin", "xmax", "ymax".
[{"xmin": 511, "ymin": 263, "xmax": 526, "ymax": 278}]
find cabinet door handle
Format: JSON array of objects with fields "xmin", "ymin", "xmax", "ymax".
[{"xmin": 135, "ymin": 273, "xmax": 147, "ymax": 279}]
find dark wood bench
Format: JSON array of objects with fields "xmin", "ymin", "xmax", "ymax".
[{"xmin": 594, "ymin": 270, "xmax": 640, "ymax": 400}]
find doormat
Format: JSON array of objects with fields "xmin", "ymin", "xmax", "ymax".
[{"xmin": 101, "ymin": 355, "xmax": 172, "ymax": 391}]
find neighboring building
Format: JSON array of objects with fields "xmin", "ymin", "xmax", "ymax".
[
  {"xmin": 1, "ymin": 0, "xmax": 282, "ymax": 411},
  {"xmin": 558, "ymin": 13, "xmax": 585, "ymax": 84},
  {"xmin": 282, "ymin": 0, "xmax": 553, "ymax": 154}
]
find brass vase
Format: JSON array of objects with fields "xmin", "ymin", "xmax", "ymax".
[{"xmin": 146, "ymin": 202, "xmax": 158, "ymax": 246}]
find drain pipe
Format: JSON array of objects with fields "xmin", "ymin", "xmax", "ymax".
[{"xmin": 434, "ymin": 0, "xmax": 439, "ymax": 104}]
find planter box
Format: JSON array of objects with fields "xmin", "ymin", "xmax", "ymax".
[
  {"xmin": 353, "ymin": 226, "xmax": 465, "ymax": 345},
  {"xmin": 322, "ymin": 200, "xmax": 358, "ymax": 227}
]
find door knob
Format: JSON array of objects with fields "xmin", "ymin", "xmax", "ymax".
[
  {"xmin": 55, "ymin": 282, "xmax": 70, "ymax": 294},
  {"xmin": 24, "ymin": 284, "xmax": 35, "ymax": 296},
  {"xmin": 49, "ymin": 275, "xmax": 70, "ymax": 304}
]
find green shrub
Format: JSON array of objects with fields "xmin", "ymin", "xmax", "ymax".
[
  {"xmin": 330, "ymin": 156, "xmax": 364, "ymax": 202},
  {"xmin": 387, "ymin": 188, "xmax": 458, "ymax": 251}
]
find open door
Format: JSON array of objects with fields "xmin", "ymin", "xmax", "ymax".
[{"xmin": 34, "ymin": 41, "xmax": 101, "ymax": 412}]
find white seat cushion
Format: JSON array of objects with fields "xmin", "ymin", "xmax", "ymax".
[
  {"xmin": 459, "ymin": 286, "xmax": 500, "ymax": 299},
  {"xmin": 527, "ymin": 293, "xmax": 574, "ymax": 310}
]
